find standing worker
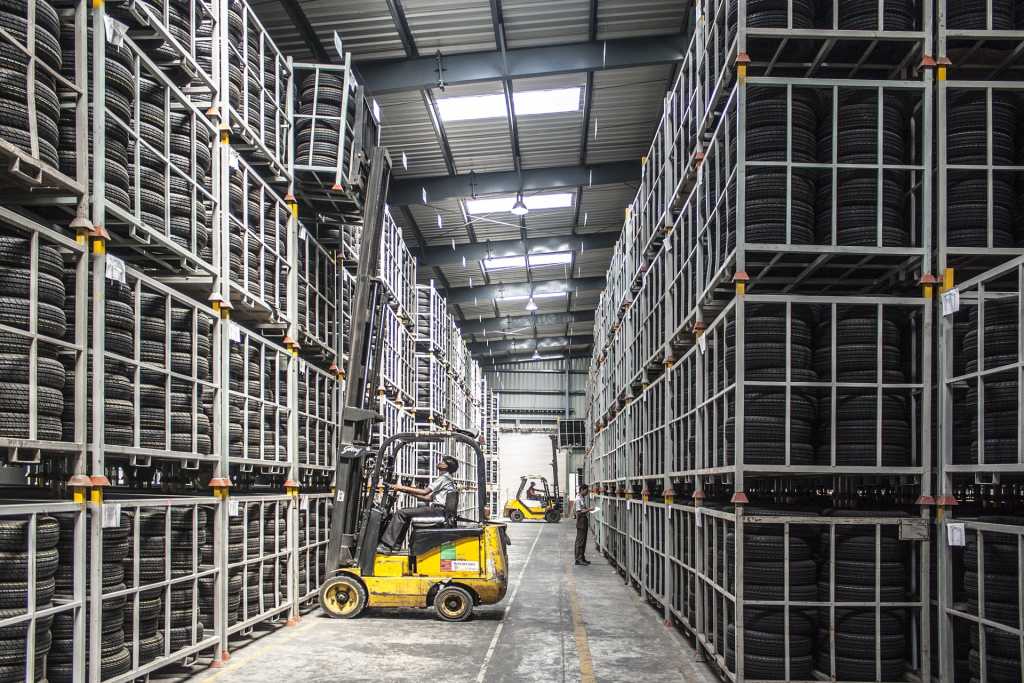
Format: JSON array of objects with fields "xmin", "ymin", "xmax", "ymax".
[{"xmin": 574, "ymin": 484, "xmax": 595, "ymax": 566}]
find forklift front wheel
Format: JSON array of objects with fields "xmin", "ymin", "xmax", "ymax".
[
  {"xmin": 434, "ymin": 585, "xmax": 474, "ymax": 622},
  {"xmin": 545, "ymin": 510, "xmax": 561, "ymax": 524},
  {"xmin": 319, "ymin": 575, "xmax": 367, "ymax": 619},
  {"xmin": 508, "ymin": 509, "xmax": 524, "ymax": 522}
]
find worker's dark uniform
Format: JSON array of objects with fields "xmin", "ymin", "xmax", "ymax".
[{"xmin": 574, "ymin": 493, "xmax": 590, "ymax": 562}]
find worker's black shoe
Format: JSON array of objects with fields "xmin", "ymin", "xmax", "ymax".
[
  {"xmin": 377, "ymin": 544, "xmax": 398, "ymax": 554},
  {"xmin": 581, "ymin": 559, "xmax": 591, "ymax": 565},
  {"xmin": 574, "ymin": 559, "xmax": 588, "ymax": 566}
]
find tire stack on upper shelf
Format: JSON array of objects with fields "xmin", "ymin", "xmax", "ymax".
[
  {"xmin": 0, "ymin": 230, "xmax": 67, "ymax": 443},
  {"xmin": 0, "ymin": 0, "xmax": 63, "ymax": 173}
]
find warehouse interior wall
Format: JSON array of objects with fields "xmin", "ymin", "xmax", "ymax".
[{"xmin": 496, "ymin": 432, "xmax": 567, "ymax": 511}]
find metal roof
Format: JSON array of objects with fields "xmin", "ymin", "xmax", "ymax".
[{"xmin": 254, "ymin": 0, "xmax": 689, "ymax": 360}]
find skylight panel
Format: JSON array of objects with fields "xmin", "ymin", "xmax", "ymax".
[{"xmin": 436, "ymin": 88, "xmax": 582, "ymax": 123}]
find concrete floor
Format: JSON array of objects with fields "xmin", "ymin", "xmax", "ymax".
[{"xmin": 186, "ymin": 521, "xmax": 713, "ymax": 683}]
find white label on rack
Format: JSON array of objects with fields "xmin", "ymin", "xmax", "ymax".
[
  {"xmin": 228, "ymin": 499, "xmax": 240, "ymax": 517},
  {"xmin": 300, "ymin": 497, "xmax": 309, "ymax": 511},
  {"xmin": 102, "ymin": 503, "xmax": 121, "ymax": 528},
  {"xmin": 695, "ymin": 508, "xmax": 703, "ymax": 527},
  {"xmin": 229, "ymin": 323, "xmax": 241, "ymax": 343},
  {"xmin": 697, "ymin": 333, "xmax": 707, "ymax": 354},
  {"xmin": 336, "ymin": 490, "xmax": 345, "ymax": 502},
  {"xmin": 941, "ymin": 289, "xmax": 960, "ymax": 316},
  {"xmin": 298, "ymin": 226, "xmax": 308, "ymax": 242},
  {"xmin": 104, "ymin": 16, "xmax": 129, "ymax": 47},
  {"xmin": 105, "ymin": 254, "xmax": 126, "ymax": 284},
  {"xmin": 229, "ymin": 149, "xmax": 240, "ymax": 171},
  {"xmin": 947, "ymin": 523, "xmax": 965, "ymax": 547}
]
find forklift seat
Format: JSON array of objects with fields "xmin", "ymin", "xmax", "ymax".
[{"xmin": 409, "ymin": 491, "xmax": 459, "ymax": 529}]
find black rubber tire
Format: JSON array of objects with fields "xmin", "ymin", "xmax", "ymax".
[
  {"xmin": 0, "ymin": 547, "xmax": 58, "ymax": 580},
  {"xmin": 725, "ymin": 532, "xmax": 813, "ymax": 561},
  {"xmin": 0, "ymin": 517, "xmax": 59, "ymax": 551},
  {"xmin": 967, "ymin": 649, "xmax": 1021, "ymax": 683},
  {"xmin": 0, "ymin": 577, "xmax": 54, "ymax": 608}
]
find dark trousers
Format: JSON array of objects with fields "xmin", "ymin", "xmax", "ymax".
[
  {"xmin": 574, "ymin": 514, "xmax": 589, "ymax": 561},
  {"xmin": 380, "ymin": 505, "xmax": 443, "ymax": 549}
]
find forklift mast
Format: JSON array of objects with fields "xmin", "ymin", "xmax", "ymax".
[
  {"xmin": 326, "ymin": 147, "xmax": 393, "ymax": 572},
  {"xmin": 549, "ymin": 435, "xmax": 561, "ymax": 512}
]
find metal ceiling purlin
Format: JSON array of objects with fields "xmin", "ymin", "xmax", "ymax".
[
  {"xmin": 443, "ymin": 275, "xmax": 605, "ymax": 305},
  {"xmin": 278, "ymin": 0, "xmax": 330, "ymax": 62},
  {"xmin": 459, "ymin": 310, "xmax": 596, "ymax": 336},
  {"xmin": 399, "ymin": 205, "xmax": 467, "ymax": 324},
  {"xmin": 417, "ymin": 233, "xmax": 620, "ymax": 267},
  {"xmin": 358, "ymin": 34, "xmax": 686, "ymax": 93},
  {"xmin": 469, "ymin": 334, "xmax": 595, "ymax": 354},
  {"xmin": 479, "ymin": 346, "xmax": 593, "ymax": 365},
  {"xmin": 390, "ymin": 160, "xmax": 639, "ymax": 204}
]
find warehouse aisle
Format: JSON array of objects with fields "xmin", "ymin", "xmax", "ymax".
[{"xmin": 189, "ymin": 521, "xmax": 708, "ymax": 683}]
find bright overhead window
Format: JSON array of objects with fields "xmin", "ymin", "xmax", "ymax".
[
  {"xmin": 435, "ymin": 87, "xmax": 582, "ymax": 123},
  {"xmin": 466, "ymin": 192, "xmax": 575, "ymax": 215},
  {"xmin": 482, "ymin": 255, "xmax": 526, "ymax": 271},
  {"xmin": 528, "ymin": 252, "xmax": 572, "ymax": 267}
]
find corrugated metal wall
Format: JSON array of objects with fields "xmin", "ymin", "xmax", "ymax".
[{"xmin": 485, "ymin": 357, "xmax": 587, "ymax": 425}]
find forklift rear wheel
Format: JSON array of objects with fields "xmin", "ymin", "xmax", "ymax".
[
  {"xmin": 319, "ymin": 575, "xmax": 367, "ymax": 619},
  {"xmin": 434, "ymin": 585, "xmax": 474, "ymax": 622},
  {"xmin": 508, "ymin": 510, "xmax": 524, "ymax": 522},
  {"xmin": 545, "ymin": 510, "xmax": 561, "ymax": 523}
]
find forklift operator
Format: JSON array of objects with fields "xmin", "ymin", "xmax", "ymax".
[{"xmin": 379, "ymin": 455, "xmax": 460, "ymax": 551}]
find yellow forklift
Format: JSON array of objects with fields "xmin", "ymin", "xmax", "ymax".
[
  {"xmin": 503, "ymin": 475, "xmax": 561, "ymax": 523},
  {"xmin": 319, "ymin": 430, "xmax": 510, "ymax": 621},
  {"xmin": 320, "ymin": 149, "xmax": 509, "ymax": 621}
]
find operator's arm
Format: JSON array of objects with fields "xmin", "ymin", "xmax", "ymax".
[{"xmin": 389, "ymin": 482, "xmax": 432, "ymax": 501}]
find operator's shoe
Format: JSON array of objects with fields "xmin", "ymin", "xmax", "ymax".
[
  {"xmin": 377, "ymin": 544, "xmax": 397, "ymax": 554},
  {"xmin": 574, "ymin": 559, "xmax": 587, "ymax": 566},
  {"xmin": 581, "ymin": 559, "xmax": 592, "ymax": 565}
]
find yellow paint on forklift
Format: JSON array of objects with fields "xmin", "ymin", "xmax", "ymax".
[{"xmin": 373, "ymin": 554, "xmax": 410, "ymax": 577}]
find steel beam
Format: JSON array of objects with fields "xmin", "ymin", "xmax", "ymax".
[
  {"xmin": 470, "ymin": 335, "xmax": 594, "ymax": 355},
  {"xmin": 478, "ymin": 348, "xmax": 592, "ymax": 365},
  {"xmin": 278, "ymin": 0, "xmax": 330, "ymax": 63},
  {"xmin": 458, "ymin": 310, "xmax": 595, "ymax": 336},
  {"xmin": 359, "ymin": 35, "xmax": 686, "ymax": 94},
  {"xmin": 442, "ymin": 276, "xmax": 605, "ymax": 305},
  {"xmin": 390, "ymin": 161, "xmax": 638, "ymax": 205},
  {"xmin": 418, "ymin": 232, "xmax": 618, "ymax": 267}
]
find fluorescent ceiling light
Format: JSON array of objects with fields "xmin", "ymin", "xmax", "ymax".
[
  {"xmin": 436, "ymin": 88, "xmax": 582, "ymax": 123},
  {"xmin": 528, "ymin": 252, "xmax": 572, "ymax": 267},
  {"xmin": 466, "ymin": 192, "xmax": 574, "ymax": 215},
  {"xmin": 482, "ymin": 255, "xmax": 526, "ymax": 271},
  {"xmin": 498, "ymin": 292, "xmax": 567, "ymax": 302}
]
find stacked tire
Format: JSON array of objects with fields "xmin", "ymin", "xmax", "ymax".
[
  {"xmin": 0, "ymin": 515, "xmax": 59, "ymax": 682},
  {"xmin": 960, "ymin": 300, "xmax": 1019, "ymax": 464},
  {"xmin": 722, "ymin": 305, "xmax": 817, "ymax": 466},
  {"xmin": 945, "ymin": 91, "xmax": 1020, "ymax": 248},
  {"xmin": 813, "ymin": 310, "xmax": 911, "ymax": 466},
  {"xmin": 817, "ymin": 92, "xmax": 910, "ymax": 247},
  {"xmin": 60, "ymin": 279, "xmax": 136, "ymax": 446},
  {"xmin": 724, "ymin": 510, "xmax": 820, "ymax": 680},
  {"xmin": 726, "ymin": 87, "xmax": 819, "ymax": 253},
  {"xmin": 49, "ymin": 511, "xmax": 131, "ymax": 682},
  {"xmin": 135, "ymin": 73, "xmax": 213, "ymax": 256},
  {"xmin": 242, "ymin": 505, "xmax": 288, "ymax": 618},
  {"xmin": 123, "ymin": 507, "xmax": 207, "ymax": 659},
  {"xmin": 295, "ymin": 71, "xmax": 346, "ymax": 168},
  {"xmin": 57, "ymin": 17, "xmax": 134, "ymax": 213},
  {"xmin": 946, "ymin": 0, "xmax": 1024, "ymax": 31},
  {"xmin": 109, "ymin": 0, "xmax": 193, "ymax": 64},
  {"xmin": 138, "ymin": 294, "xmax": 214, "ymax": 455},
  {"xmin": 0, "ymin": 232, "xmax": 66, "ymax": 442},
  {"xmin": 816, "ymin": 511, "xmax": 910, "ymax": 681},
  {"xmin": 226, "ymin": 0, "xmax": 284, "ymax": 155},
  {"xmin": 963, "ymin": 518, "xmax": 1023, "ymax": 683},
  {"xmin": 200, "ymin": 512, "xmax": 243, "ymax": 630},
  {"xmin": 0, "ymin": 0, "xmax": 63, "ymax": 170}
]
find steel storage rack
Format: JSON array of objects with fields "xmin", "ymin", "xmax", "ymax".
[
  {"xmin": 584, "ymin": 3, "xmax": 945, "ymax": 682},
  {"xmin": 935, "ymin": 255, "xmax": 1024, "ymax": 683},
  {"xmin": 290, "ymin": 56, "xmax": 381, "ymax": 222},
  {"xmin": 0, "ymin": 0, "xmax": 385, "ymax": 678}
]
